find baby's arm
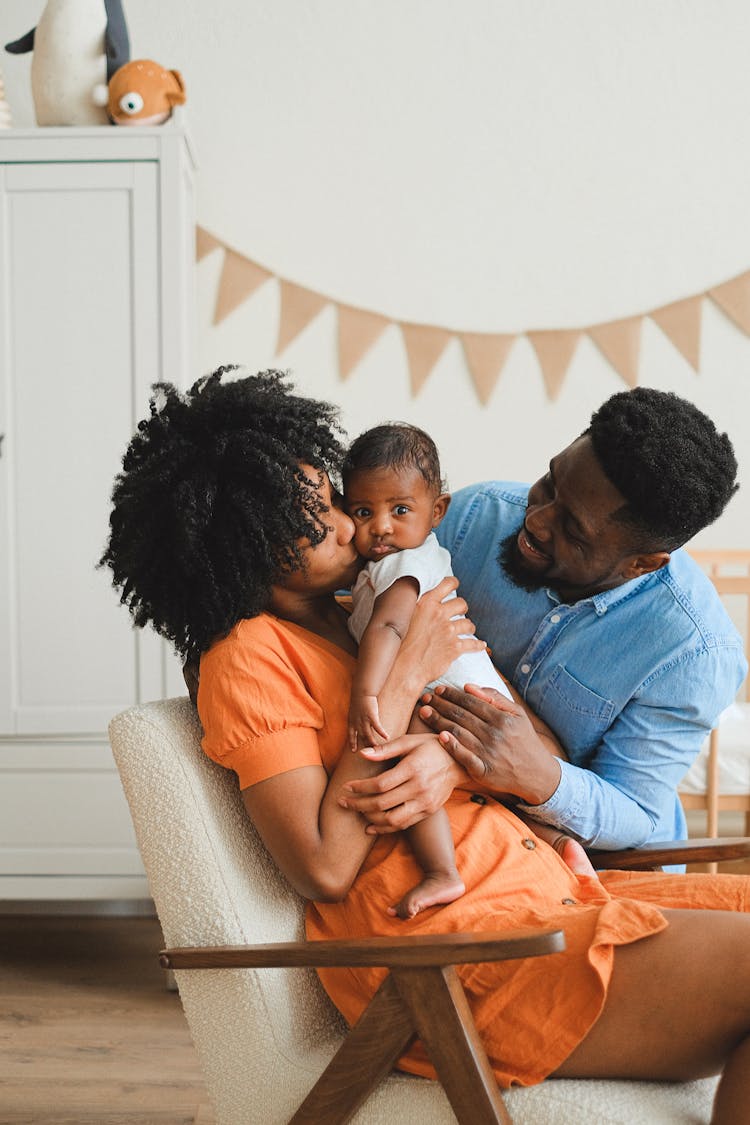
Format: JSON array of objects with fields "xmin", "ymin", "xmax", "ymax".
[{"xmin": 349, "ymin": 576, "xmax": 420, "ymax": 749}]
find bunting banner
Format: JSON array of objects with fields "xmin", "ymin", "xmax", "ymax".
[{"xmin": 196, "ymin": 226, "xmax": 750, "ymax": 403}]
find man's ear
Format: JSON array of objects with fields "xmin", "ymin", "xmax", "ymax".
[
  {"xmin": 432, "ymin": 492, "xmax": 451, "ymax": 527},
  {"xmin": 622, "ymin": 551, "xmax": 671, "ymax": 581}
]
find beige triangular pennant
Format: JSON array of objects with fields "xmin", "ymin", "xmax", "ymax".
[
  {"xmin": 708, "ymin": 272, "xmax": 750, "ymax": 335},
  {"xmin": 337, "ymin": 304, "xmax": 391, "ymax": 379},
  {"xmin": 587, "ymin": 316, "xmax": 643, "ymax": 387},
  {"xmin": 277, "ymin": 281, "xmax": 329, "ymax": 354},
  {"xmin": 399, "ymin": 323, "xmax": 453, "ymax": 395},
  {"xmin": 459, "ymin": 333, "xmax": 516, "ymax": 405},
  {"xmin": 527, "ymin": 329, "xmax": 581, "ymax": 400},
  {"xmin": 650, "ymin": 295, "xmax": 703, "ymax": 372},
  {"xmin": 213, "ymin": 251, "xmax": 272, "ymax": 325},
  {"xmin": 196, "ymin": 226, "xmax": 223, "ymax": 261}
]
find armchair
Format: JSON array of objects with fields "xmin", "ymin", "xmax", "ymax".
[{"xmin": 109, "ymin": 698, "xmax": 749, "ymax": 1124}]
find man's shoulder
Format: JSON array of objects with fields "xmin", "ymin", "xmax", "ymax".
[
  {"xmin": 440, "ymin": 481, "xmax": 528, "ymax": 552},
  {"xmin": 450, "ymin": 480, "xmax": 529, "ymax": 508},
  {"xmin": 657, "ymin": 550, "xmax": 737, "ymax": 636}
]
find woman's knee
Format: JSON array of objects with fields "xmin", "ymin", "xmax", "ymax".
[{"xmin": 555, "ymin": 909, "xmax": 750, "ymax": 1081}]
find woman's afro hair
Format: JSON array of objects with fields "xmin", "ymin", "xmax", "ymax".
[
  {"xmin": 100, "ymin": 367, "xmax": 346, "ymax": 660},
  {"xmin": 587, "ymin": 387, "xmax": 739, "ymax": 549}
]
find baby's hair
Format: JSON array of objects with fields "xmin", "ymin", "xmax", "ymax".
[{"xmin": 342, "ymin": 422, "xmax": 444, "ymax": 493}]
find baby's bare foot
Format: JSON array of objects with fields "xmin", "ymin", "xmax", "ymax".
[{"xmin": 387, "ymin": 872, "xmax": 465, "ymax": 920}]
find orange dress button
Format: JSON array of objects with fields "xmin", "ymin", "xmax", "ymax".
[
  {"xmin": 521, "ymin": 838, "xmax": 536, "ymax": 850},
  {"xmin": 562, "ymin": 898, "xmax": 577, "ymax": 905}
]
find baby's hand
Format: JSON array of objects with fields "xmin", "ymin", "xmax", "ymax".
[{"xmin": 348, "ymin": 695, "xmax": 389, "ymax": 751}]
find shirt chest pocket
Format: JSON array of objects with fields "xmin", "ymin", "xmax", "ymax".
[{"xmin": 538, "ymin": 664, "xmax": 616, "ymax": 757}]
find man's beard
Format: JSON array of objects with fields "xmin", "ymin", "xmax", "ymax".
[{"xmin": 498, "ymin": 527, "xmax": 549, "ymax": 593}]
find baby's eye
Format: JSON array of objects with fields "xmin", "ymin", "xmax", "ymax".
[
  {"xmin": 393, "ymin": 505, "xmax": 410, "ymax": 516},
  {"xmin": 352, "ymin": 507, "xmax": 371, "ymax": 519}
]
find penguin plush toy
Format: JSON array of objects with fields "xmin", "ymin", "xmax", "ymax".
[{"xmin": 5, "ymin": 0, "xmax": 130, "ymax": 125}]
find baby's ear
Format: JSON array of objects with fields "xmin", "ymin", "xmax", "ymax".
[{"xmin": 432, "ymin": 492, "xmax": 451, "ymax": 526}]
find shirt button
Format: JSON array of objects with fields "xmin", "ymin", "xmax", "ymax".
[
  {"xmin": 521, "ymin": 838, "xmax": 536, "ymax": 850},
  {"xmin": 520, "ymin": 663, "xmax": 531, "ymax": 674},
  {"xmin": 550, "ymin": 614, "xmax": 560, "ymax": 624},
  {"xmin": 561, "ymin": 898, "xmax": 576, "ymax": 905}
]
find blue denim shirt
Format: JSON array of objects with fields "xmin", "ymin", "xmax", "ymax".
[{"xmin": 436, "ymin": 481, "xmax": 748, "ymax": 849}]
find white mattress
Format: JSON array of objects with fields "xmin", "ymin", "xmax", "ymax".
[{"xmin": 679, "ymin": 702, "xmax": 750, "ymax": 795}]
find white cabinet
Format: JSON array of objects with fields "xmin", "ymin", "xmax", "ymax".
[{"xmin": 0, "ymin": 125, "xmax": 196, "ymax": 899}]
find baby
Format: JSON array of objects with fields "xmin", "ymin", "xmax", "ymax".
[{"xmin": 343, "ymin": 422, "xmax": 514, "ymax": 919}]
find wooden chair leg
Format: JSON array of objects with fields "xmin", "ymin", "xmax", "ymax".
[
  {"xmin": 289, "ymin": 974, "xmax": 416, "ymax": 1125},
  {"xmin": 392, "ymin": 965, "xmax": 511, "ymax": 1125},
  {"xmin": 289, "ymin": 964, "xmax": 510, "ymax": 1125}
]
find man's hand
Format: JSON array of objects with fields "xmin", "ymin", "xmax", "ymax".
[
  {"xmin": 417, "ymin": 683, "xmax": 562, "ymax": 807},
  {"xmin": 511, "ymin": 809, "xmax": 598, "ymax": 878},
  {"xmin": 337, "ymin": 734, "xmax": 464, "ymax": 833}
]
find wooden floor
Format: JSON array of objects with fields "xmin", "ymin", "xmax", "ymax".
[
  {"xmin": 1, "ymin": 847, "xmax": 748, "ymax": 1124},
  {"xmin": 0, "ymin": 915, "xmax": 215, "ymax": 1125}
]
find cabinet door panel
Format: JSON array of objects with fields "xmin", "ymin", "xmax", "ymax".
[
  {"xmin": 0, "ymin": 162, "xmax": 160, "ymax": 733},
  {"xmin": 0, "ymin": 772, "xmax": 143, "ymax": 874}
]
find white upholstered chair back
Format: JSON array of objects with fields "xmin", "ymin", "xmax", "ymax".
[{"xmin": 109, "ymin": 698, "xmax": 718, "ymax": 1124}]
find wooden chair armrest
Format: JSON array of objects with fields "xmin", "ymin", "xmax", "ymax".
[
  {"xmin": 588, "ymin": 836, "xmax": 750, "ymax": 870},
  {"xmin": 160, "ymin": 928, "xmax": 564, "ymax": 971}
]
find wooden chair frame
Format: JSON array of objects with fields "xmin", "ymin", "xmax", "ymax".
[
  {"xmin": 682, "ymin": 550, "xmax": 750, "ymax": 846},
  {"xmin": 161, "ymin": 836, "xmax": 750, "ymax": 1125}
]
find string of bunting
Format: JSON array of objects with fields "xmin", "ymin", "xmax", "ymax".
[{"xmin": 197, "ymin": 226, "xmax": 750, "ymax": 404}]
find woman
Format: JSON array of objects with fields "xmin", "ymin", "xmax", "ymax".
[{"xmin": 102, "ymin": 367, "xmax": 750, "ymax": 1121}]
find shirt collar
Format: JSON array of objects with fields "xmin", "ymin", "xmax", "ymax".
[{"xmin": 544, "ymin": 570, "xmax": 658, "ymax": 616}]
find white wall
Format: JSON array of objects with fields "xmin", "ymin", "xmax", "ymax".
[{"xmin": 3, "ymin": 0, "xmax": 749, "ymax": 543}]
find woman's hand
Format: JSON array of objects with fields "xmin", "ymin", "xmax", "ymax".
[
  {"xmin": 418, "ymin": 683, "xmax": 562, "ymax": 806},
  {"xmin": 396, "ymin": 576, "xmax": 487, "ymax": 688},
  {"xmin": 338, "ymin": 733, "xmax": 464, "ymax": 833}
]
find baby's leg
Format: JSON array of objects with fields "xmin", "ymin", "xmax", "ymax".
[
  {"xmin": 388, "ymin": 808, "xmax": 465, "ymax": 919},
  {"xmin": 388, "ymin": 711, "xmax": 465, "ymax": 919}
]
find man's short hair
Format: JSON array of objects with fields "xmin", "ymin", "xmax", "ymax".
[{"xmin": 587, "ymin": 387, "xmax": 739, "ymax": 550}]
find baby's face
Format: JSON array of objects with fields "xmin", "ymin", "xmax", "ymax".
[{"xmin": 344, "ymin": 465, "xmax": 448, "ymax": 562}]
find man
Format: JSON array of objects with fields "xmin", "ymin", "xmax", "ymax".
[{"xmin": 346, "ymin": 388, "xmax": 746, "ymax": 852}]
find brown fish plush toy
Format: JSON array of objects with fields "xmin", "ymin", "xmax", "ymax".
[{"xmin": 108, "ymin": 58, "xmax": 186, "ymax": 126}]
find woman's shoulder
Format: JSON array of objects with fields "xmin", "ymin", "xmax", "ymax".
[
  {"xmin": 201, "ymin": 612, "xmax": 353, "ymax": 685},
  {"xmin": 199, "ymin": 613, "xmax": 296, "ymax": 687}
]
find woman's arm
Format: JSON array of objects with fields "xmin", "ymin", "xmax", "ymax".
[{"xmin": 243, "ymin": 579, "xmax": 484, "ymax": 900}]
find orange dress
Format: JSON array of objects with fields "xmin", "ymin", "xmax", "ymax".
[{"xmin": 199, "ymin": 613, "xmax": 750, "ymax": 1088}]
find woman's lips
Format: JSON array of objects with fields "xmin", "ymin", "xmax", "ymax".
[{"xmin": 517, "ymin": 527, "xmax": 552, "ymax": 564}]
